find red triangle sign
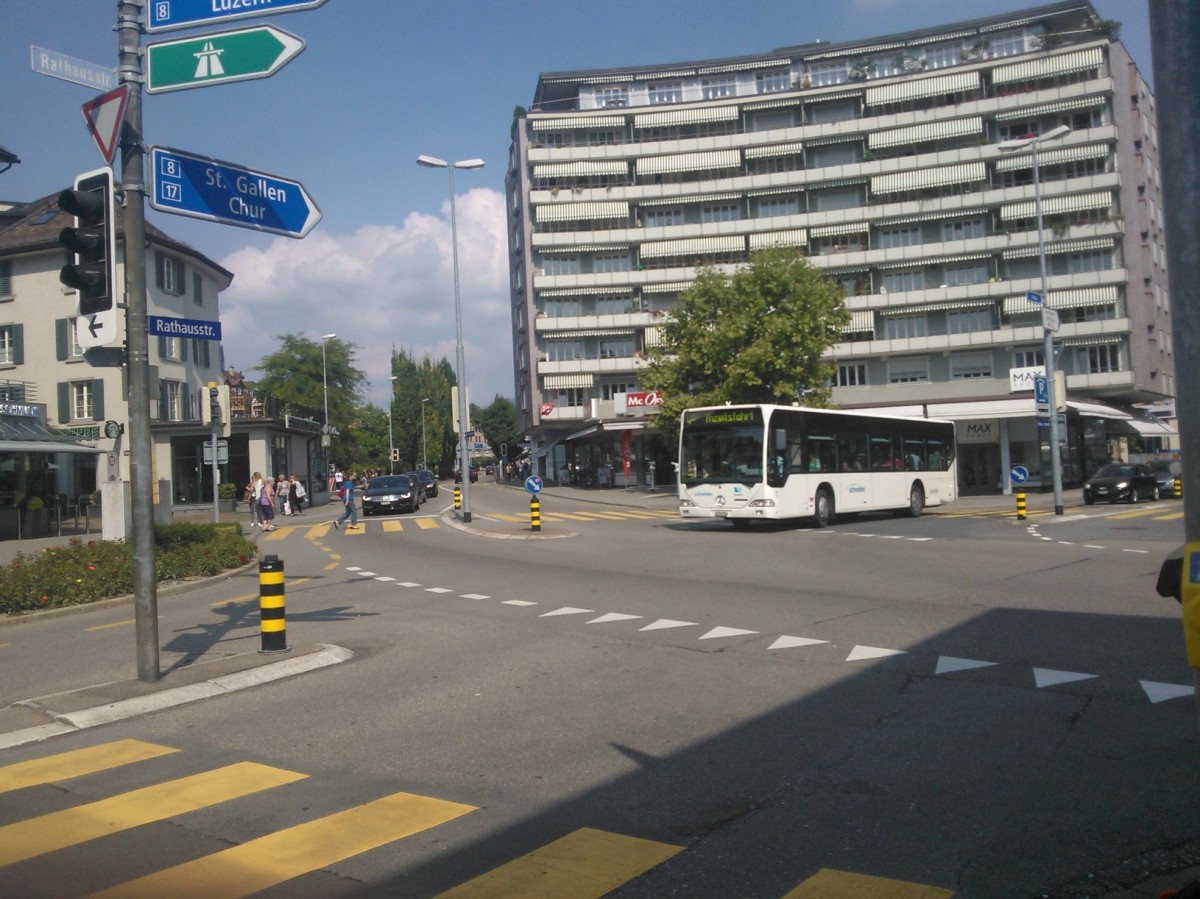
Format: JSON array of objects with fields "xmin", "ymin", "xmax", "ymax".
[{"xmin": 81, "ymin": 85, "xmax": 129, "ymax": 165}]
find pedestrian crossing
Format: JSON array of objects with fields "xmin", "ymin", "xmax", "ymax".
[
  {"xmin": 0, "ymin": 739, "xmax": 955, "ymax": 897},
  {"xmin": 256, "ymin": 508, "xmax": 679, "ymax": 539}
]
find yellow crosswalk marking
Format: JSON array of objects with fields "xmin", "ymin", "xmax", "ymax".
[
  {"xmin": 784, "ymin": 868, "xmax": 953, "ymax": 898},
  {"xmin": 435, "ymin": 827, "xmax": 683, "ymax": 899},
  {"xmin": 0, "ymin": 762, "xmax": 306, "ymax": 867},
  {"xmin": 309, "ymin": 523, "xmax": 333, "ymax": 537},
  {"xmin": 382, "ymin": 519, "xmax": 404, "ymax": 532},
  {"xmin": 90, "ymin": 791, "xmax": 476, "ymax": 899},
  {"xmin": 1108, "ymin": 507, "xmax": 1167, "ymax": 520},
  {"xmin": 0, "ymin": 739, "xmax": 178, "ymax": 794},
  {"xmin": 417, "ymin": 518, "xmax": 440, "ymax": 529}
]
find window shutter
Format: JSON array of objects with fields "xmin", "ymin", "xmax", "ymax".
[
  {"xmin": 159, "ymin": 379, "xmax": 168, "ymax": 417},
  {"xmin": 57, "ymin": 382, "xmax": 70, "ymax": 423},
  {"xmin": 56, "ymin": 319, "xmax": 69, "ymax": 361},
  {"xmin": 12, "ymin": 324, "xmax": 23, "ymax": 365},
  {"xmin": 158, "ymin": 334, "xmax": 167, "ymax": 358},
  {"xmin": 92, "ymin": 380, "xmax": 105, "ymax": 421}
]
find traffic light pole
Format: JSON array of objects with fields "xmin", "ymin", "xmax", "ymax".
[{"xmin": 118, "ymin": 0, "xmax": 160, "ymax": 682}]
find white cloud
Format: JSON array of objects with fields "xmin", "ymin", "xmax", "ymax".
[{"xmin": 218, "ymin": 187, "xmax": 511, "ymax": 408}]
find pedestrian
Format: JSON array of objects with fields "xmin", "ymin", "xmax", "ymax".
[
  {"xmin": 259, "ymin": 474, "xmax": 277, "ymax": 531},
  {"xmin": 247, "ymin": 472, "xmax": 264, "ymax": 528},
  {"xmin": 276, "ymin": 474, "xmax": 290, "ymax": 515},
  {"xmin": 289, "ymin": 474, "xmax": 305, "ymax": 515},
  {"xmin": 334, "ymin": 469, "xmax": 358, "ymax": 530}
]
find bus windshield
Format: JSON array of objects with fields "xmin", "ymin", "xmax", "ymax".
[{"xmin": 681, "ymin": 424, "xmax": 764, "ymax": 486}]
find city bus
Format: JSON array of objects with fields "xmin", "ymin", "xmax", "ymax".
[{"xmin": 678, "ymin": 404, "xmax": 956, "ymax": 527}]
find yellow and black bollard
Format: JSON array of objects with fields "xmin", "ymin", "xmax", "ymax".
[
  {"xmin": 1175, "ymin": 477, "xmax": 1183, "ymax": 499},
  {"xmin": 454, "ymin": 486, "xmax": 462, "ymax": 510},
  {"xmin": 530, "ymin": 496, "xmax": 541, "ymax": 532},
  {"xmin": 258, "ymin": 554, "xmax": 290, "ymax": 654},
  {"xmin": 1016, "ymin": 491, "xmax": 1027, "ymax": 521}
]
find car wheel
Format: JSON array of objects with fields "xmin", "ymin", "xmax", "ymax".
[
  {"xmin": 1130, "ymin": 489, "xmax": 1139, "ymax": 504},
  {"xmin": 813, "ymin": 488, "xmax": 834, "ymax": 528},
  {"xmin": 907, "ymin": 483, "xmax": 925, "ymax": 518},
  {"xmin": 1151, "ymin": 485, "xmax": 1160, "ymax": 502}
]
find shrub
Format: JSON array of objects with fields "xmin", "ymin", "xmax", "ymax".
[{"xmin": 0, "ymin": 524, "xmax": 256, "ymax": 616}]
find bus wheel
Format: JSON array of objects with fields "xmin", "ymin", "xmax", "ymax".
[
  {"xmin": 813, "ymin": 488, "xmax": 834, "ymax": 528},
  {"xmin": 907, "ymin": 483, "xmax": 925, "ymax": 518}
]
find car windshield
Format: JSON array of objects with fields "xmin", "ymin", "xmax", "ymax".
[
  {"xmin": 1149, "ymin": 460, "xmax": 1179, "ymax": 473},
  {"xmin": 369, "ymin": 477, "xmax": 408, "ymax": 491},
  {"xmin": 1094, "ymin": 464, "xmax": 1133, "ymax": 479}
]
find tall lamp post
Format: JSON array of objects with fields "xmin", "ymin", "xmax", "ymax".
[
  {"xmin": 999, "ymin": 125, "xmax": 1070, "ymax": 516},
  {"xmin": 417, "ymin": 154, "xmax": 484, "ymax": 522},
  {"xmin": 421, "ymin": 397, "xmax": 430, "ymax": 471},
  {"xmin": 388, "ymin": 376, "xmax": 398, "ymax": 474},
  {"xmin": 320, "ymin": 333, "xmax": 337, "ymax": 431}
]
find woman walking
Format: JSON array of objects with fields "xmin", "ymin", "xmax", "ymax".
[{"xmin": 260, "ymin": 474, "xmax": 277, "ymax": 531}]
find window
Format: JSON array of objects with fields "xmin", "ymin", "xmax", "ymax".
[
  {"xmin": 602, "ymin": 381, "xmax": 637, "ymax": 399},
  {"xmin": 883, "ymin": 315, "xmax": 928, "ymax": 340},
  {"xmin": 882, "ymin": 270, "xmax": 925, "ymax": 293},
  {"xmin": 648, "ymin": 81, "xmax": 683, "ymax": 104},
  {"xmin": 546, "ymin": 340, "xmax": 582, "ymax": 362},
  {"xmin": 541, "ymin": 256, "xmax": 581, "ymax": 276},
  {"xmin": 943, "ymin": 262, "xmax": 988, "ymax": 287},
  {"xmin": 951, "ymin": 352, "xmax": 994, "ymax": 379},
  {"xmin": 597, "ymin": 87, "xmax": 628, "ymax": 108},
  {"xmin": 158, "ymin": 334, "xmax": 182, "ymax": 361},
  {"xmin": 755, "ymin": 196, "xmax": 800, "ymax": 218},
  {"xmin": 702, "ymin": 77, "xmax": 735, "ymax": 99},
  {"xmin": 701, "ymin": 203, "xmax": 740, "ymax": 223},
  {"xmin": 947, "ymin": 308, "xmax": 992, "ymax": 333},
  {"xmin": 562, "ymin": 387, "xmax": 587, "ymax": 407},
  {"xmin": 593, "ymin": 253, "xmax": 631, "ymax": 273},
  {"xmin": 1081, "ymin": 343, "xmax": 1120, "ymax": 373},
  {"xmin": 879, "ymin": 226, "xmax": 921, "ymax": 249},
  {"xmin": 887, "ymin": 358, "xmax": 930, "ymax": 383},
  {"xmin": 990, "ymin": 32, "xmax": 1026, "ymax": 57},
  {"xmin": 595, "ymin": 295, "xmax": 633, "ymax": 314},
  {"xmin": 0, "ymin": 260, "xmax": 11, "ymax": 298},
  {"xmin": 192, "ymin": 272, "xmax": 204, "ymax": 305},
  {"xmin": 599, "ymin": 338, "xmax": 634, "ymax": 359},
  {"xmin": 1064, "ymin": 250, "xmax": 1111, "ymax": 274},
  {"xmin": 757, "ymin": 69, "xmax": 792, "ymax": 92},
  {"xmin": 642, "ymin": 207, "xmax": 683, "ymax": 227},
  {"xmin": 747, "ymin": 154, "xmax": 803, "ymax": 175},
  {"xmin": 543, "ymin": 298, "xmax": 580, "ymax": 317},
  {"xmin": 1014, "ymin": 348, "xmax": 1044, "ymax": 368},
  {"xmin": 925, "ymin": 44, "xmax": 960, "ymax": 69},
  {"xmin": 836, "ymin": 363, "xmax": 866, "ymax": 387},
  {"xmin": 156, "ymin": 252, "xmax": 185, "ymax": 295},
  {"xmin": 73, "ymin": 381, "xmax": 94, "ymax": 420},
  {"xmin": 807, "ymin": 62, "xmax": 846, "ymax": 87},
  {"xmin": 942, "ymin": 218, "xmax": 986, "ymax": 241},
  {"xmin": 162, "ymin": 380, "xmax": 184, "ymax": 421},
  {"xmin": 192, "ymin": 338, "xmax": 211, "ymax": 367},
  {"xmin": 0, "ymin": 325, "xmax": 17, "ymax": 365},
  {"xmin": 69, "ymin": 319, "xmax": 84, "ymax": 358}
]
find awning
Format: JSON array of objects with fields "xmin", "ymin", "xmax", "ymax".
[
  {"xmin": 636, "ymin": 149, "xmax": 741, "ymax": 176},
  {"xmin": 640, "ymin": 235, "xmax": 744, "ymax": 258},
  {"xmin": 536, "ymin": 201, "xmax": 629, "ymax": 223},
  {"xmin": 0, "ymin": 440, "xmax": 101, "ymax": 454},
  {"xmin": 634, "ymin": 105, "xmax": 739, "ymax": 128},
  {"xmin": 533, "ymin": 160, "xmax": 628, "ymax": 178},
  {"xmin": 1000, "ymin": 191, "xmax": 1113, "ymax": 220},
  {"xmin": 530, "ymin": 114, "xmax": 625, "ymax": 131},
  {"xmin": 992, "ymin": 46, "xmax": 1104, "ymax": 86},
  {"xmin": 994, "ymin": 142, "xmax": 1111, "ymax": 173},
  {"xmin": 995, "ymin": 95, "xmax": 1107, "ymax": 122},
  {"xmin": 1121, "ymin": 418, "xmax": 1177, "ymax": 437},
  {"xmin": 866, "ymin": 70, "xmax": 980, "ymax": 106},
  {"xmin": 543, "ymin": 374, "xmax": 595, "ymax": 389},
  {"xmin": 750, "ymin": 229, "xmax": 807, "ymax": 249},
  {"xmin": 871, "ymin": 161, "xmax": 985, "ymax": 195},
  {"xmin": 744, "ymin": 141, "xmax": 804, "ymax": 159},
  {"xmin": 1068, "ymin": 400, "xmax": 1131, "ymax": 420},
  {"xmin": 869, "ymin": 116, "xmax": 983, "ymax": 150},
  {"xmin": 565, "ymin": 420, "xmax": 648, "ymax": 441}
]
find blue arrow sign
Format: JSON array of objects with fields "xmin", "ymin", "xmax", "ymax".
[
  {"xmin": 525, "ymin": 475, "xmax": 544, "ymax": 495},
  {"xmin": 146, "ymin": 0, "xmax": 329, "ymax": 33},
  {"xmin": 149, "ymin": 146, "xmax": 321, "ymax": 238},
  {"xmin": 1010, "ymin": 465, "xmax": 1029, "ymax": 485}
]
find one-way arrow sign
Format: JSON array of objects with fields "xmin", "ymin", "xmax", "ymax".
[
  {"xmin": 149, "ymin": 146, "xmax": 321, "ymax": 238},
  {"xmin": 146, "ymin": 26, "xmax": 305, "ymax": 94}
]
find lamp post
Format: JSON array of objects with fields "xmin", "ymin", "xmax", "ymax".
[
  {"xmin": 999, "ymin": 125, "xmax": 1070, "ymax": 516},
  {"xmin": 421, "ymin": 397, "xmax": 430, "ymax": 470},
  {"xmin": 388, "ymin": 376, "xmax": 398, "ymax": 474},
  {"xmin": 417, "ymin": 154, "xmax": 484, "ymax": 522},
  {"xmin": 320, "ymin": 333, "xmax": 337, "ymax": 432}
]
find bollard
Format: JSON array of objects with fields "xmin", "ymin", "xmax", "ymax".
[
  {"xmin": 454, "ymin": 486, "xmax": 462, "ymax": 510},
  {"xmin": 1175, "ymin": 477, "xmax": 1183, "ymax": 499},
  {"xmin": 258, "ymin": 554, "xmax": 290, "ymax": 654},
  {"xmin": 530, "ymin": 496, "xmax": 541, "ymax": 532},
  {"xmin": 1016, "ymin": 491, "xmax": 1026, "ymax": 521}
]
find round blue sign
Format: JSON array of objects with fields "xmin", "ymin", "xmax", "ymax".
[
  {"xmin": 1010, "ymin": 465, "xmax": 1029, "ymax": 485},
  {"xmin": 525, "ymin": 475, "xmax": 543, "ymax": 495}
]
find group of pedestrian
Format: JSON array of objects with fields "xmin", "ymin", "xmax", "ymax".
[{"xmin": 245, "ymin": 472, "xmax": 307, "ymax": 530}]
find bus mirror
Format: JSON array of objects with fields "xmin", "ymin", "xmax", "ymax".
[{"xmin": 774, "ymin": 429, "xmax": 788, "ymax": 451}]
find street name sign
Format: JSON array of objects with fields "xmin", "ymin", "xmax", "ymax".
[
  {"xmin": 146, "ymin": 0, "xmax": 329, "ymax": 32},
  {"xmin": 146, "ymin": 26, "xmax": 305, "ymax": 93},
  {"xmin": 148, "ymin": 315, "xmax": 222, "ymax": 341},
  {"xmin": 149, "ymin": 146, "xmax": 321, "ymax": 238},
  {"xmin": 1026, "ymin": 290, "xmax": 1044, "ymax": 306},
  {"xmin": 30, "ymin": 46, "xmax": 117, "ymax": 90}
]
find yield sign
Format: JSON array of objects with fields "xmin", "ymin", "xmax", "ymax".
[{"xmin": 81, "ymin": 85, "xmax": 128, "ymax": 164}]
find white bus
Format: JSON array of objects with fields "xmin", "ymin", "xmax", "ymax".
[{"xmin": 678, "ymin": 404, "xmax": 956, "ymax": 527}]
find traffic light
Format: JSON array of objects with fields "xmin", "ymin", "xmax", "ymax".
[
  {"xmin": 390, "ymin": 449, "xmax": 400, "ymax": 463},
  {"xmin": 58, "ymin": 167, "xmax": 116, "ymax": 317},
  {"xmin": 202, "ymin": 382, "xmax": 231, "ymax": 437}
]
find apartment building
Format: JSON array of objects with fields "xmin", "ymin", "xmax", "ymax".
[{"xmin": 506, "ymin": 0, "xmax": 1174, "ymax": 494}]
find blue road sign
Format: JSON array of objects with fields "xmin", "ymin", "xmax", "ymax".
[
  {"xmin": 525, "ymin": 475, "xmax": 544, "ymax": 495},
  {"xmin": 149, "ymin": 147, "xmax": 321, "ymax": 238},
  {"xmin": 1026, "ymin": 290, "xmax": 1043, "ymax": 306},
  {"xmin": 1011, "ymin": 465, "xmax": 1029, "ymax": 485},
  {"xmin": 146, "ymin": 0, "xmax": 328, "ymax": 33},
  {"xmin": 148, "ymin": 315, "xmax": 222, "ymax": 341},
  {"xmin": 1034, "ymin": 374, "xmax": 1050, "ymax": 405}
]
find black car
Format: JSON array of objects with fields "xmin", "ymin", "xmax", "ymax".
[
  {"xmin": 413, "ymin": 469, "xmax": 439, "ymax": 498},
  {"xmin": 1082, "ymin": 462, "xmax": 1159, "ymax": 505},
  {"xmin": 1147, "ymin": 459, "xmax": 1182, "ymax": 498},
  {"xmin": 361, "ymin": 474, "xmax": 421, "ymax": 515},
  {"xmin": 404, "ymin": 472, "xmax": 428, "ymax": 505},
  {"xmin": 454, "ymin": 466, "xmax": 478, "ymax": 484}
]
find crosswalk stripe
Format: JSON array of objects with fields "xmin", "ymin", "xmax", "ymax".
[
  {"xmin": 783, "ymin": 867, "xmax": 953, "ymax": 898},
  {"xmin": 417, "ymin": 518, "xmax": 440, "ymax": 529},
  {"xmin": 382, "ymin": 519, "xmax": 404, "ymax": 532},
  {"xmin": 0, "ymin": 762, "xmax": 307, "ymax": 867},
  {"xmin": 434, "ymin": 827, "xmax": 683, "ymax": 899},
  {"xmin": 89, "ymin": 791, "xmax": 476, "ymax": 899},
  {"xmin": 0, "ymin": 739, "xmax": 178, "ymax": 794}
]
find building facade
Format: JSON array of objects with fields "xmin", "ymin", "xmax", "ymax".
[
  {"xmin": 0, "ymin": 191, "xmax": 329, "ymax": 539},
  {"xmin": 506, "ymin": 0, "xmax": 1174, "ymax": 494}
]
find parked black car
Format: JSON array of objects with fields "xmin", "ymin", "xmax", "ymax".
[
  {"xmin": 1147, "ymin": 459, "xmax": 1182, "ymax": 498},
  {"xmin": 454, "ymin": 466, "xmax": 478, "ymax": 484},
  {"xmin": 413, "ymin": 469, "xmax": 439, "ymax": 498},
  {"xmin": 1082, "ymin": 463, "xmax": 1160, "ymax": 505},
  {"xmin": 361, "ymin": 474, "xmax": 422, "ymax": 515}
]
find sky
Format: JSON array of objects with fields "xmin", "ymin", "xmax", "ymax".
[{"xmin": 0, "ymin": 0, "xmax": 1152, "ymax": 409}]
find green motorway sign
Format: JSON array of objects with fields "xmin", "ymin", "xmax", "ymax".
[{"xmin": 146, "ymin": 25, "xmax": 305, "ymax": 94}]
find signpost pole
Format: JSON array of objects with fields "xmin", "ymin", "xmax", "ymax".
[
  {"xmin": 211, "ymin": 418, "xmax": 221, "ymax": 524},
  {"xmin": 118, "ymin": 0, "xmax": 160, "ymax": 681}
]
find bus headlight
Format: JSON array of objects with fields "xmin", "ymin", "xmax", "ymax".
[
  {"xmin": 748, "ymin": 499, "xmax": 775, "ymax": 508},
  {"xmin": 679, "ymin": 498, "xmax": 695, "ymax": 507}
]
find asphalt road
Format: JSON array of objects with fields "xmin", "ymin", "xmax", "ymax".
[{"xmin": 1, "ymin": 484, "xmax": 1195, "ymax": 897}]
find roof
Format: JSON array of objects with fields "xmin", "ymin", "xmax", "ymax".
[{"xmin": 0, "ymin": 190, "xmax": 233, "ymax": 282}]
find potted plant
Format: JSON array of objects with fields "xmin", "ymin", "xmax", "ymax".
[{"xmin": 24, "ymin": 495, "xmax": 49, "ymax": 536}]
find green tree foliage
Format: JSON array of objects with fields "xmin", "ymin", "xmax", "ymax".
[
  {"xmin": 255, "ymin": 333, "xmax": 366, "ymax": 433},
  {"xmin": 642, "ymin": 247, "xmax": 850, "ymax": 436},
  {"xmin": 474, "ymin": 395, "xmax": 519, "ymax": 461},
  {"xmin": 386, "ymin": 349, "xmax": 457, "ymax": 475}
]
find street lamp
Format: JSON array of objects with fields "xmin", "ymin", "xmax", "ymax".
[
  {"xmin": 320, "ymin": 333, "xmax": 337, "ymax": 433},
  {"xmin": 388, "ymin": 376, "xmax": 398, "ymax": 474},
  {"xmin": 999, "ymin": 125, "xmax": 1070, "ymax": 516},
  {"xmin": 417, "ymin": 154, "xmax": 485, "ymax": 522},
  {"xmin": 421, "ymin": 397, "xmax": 430, "ymax": 471}
]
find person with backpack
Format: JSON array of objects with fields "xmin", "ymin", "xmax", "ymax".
[{"xmin": 333, "ymin": 470, "xmax": 358, "ymax": 530}]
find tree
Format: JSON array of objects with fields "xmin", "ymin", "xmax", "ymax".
[
  {"xmin": 642, "ymin": 246, "xmax": 850, "ymax": 435},
  {"xmin": 474, "ymin": 395, "xmax": 518, "ymax": 461},
  {"xmin": 387, "ymin": 349, "xmax": 457, "ymax": 475},
  {"xmin": 255, "ymin": 333, "xmax": 366, "ymax": 434}
]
